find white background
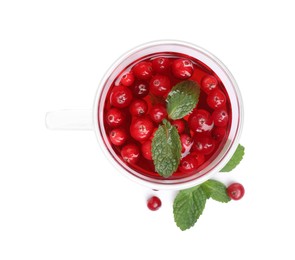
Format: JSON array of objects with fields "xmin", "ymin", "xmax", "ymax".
[{"xmin": 1, "ymin": 0, "xmax": 294, "ymax": 259}]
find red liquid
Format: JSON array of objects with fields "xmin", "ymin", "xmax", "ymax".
[{"xmin": 102, "ymin": 52, "xmax": 231, "ymax": 180}]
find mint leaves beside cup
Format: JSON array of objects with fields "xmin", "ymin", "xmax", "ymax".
[
  {"xmin": 173, "ymin": 144, "xmax": 245, "ymax": 231},
  {"xmin": 220, "ymin": 144, "xmax": 245, "ymax": 172},
  {"xmin": 173, "ymin": 180, "xmax": 230, "ymax": 231}
]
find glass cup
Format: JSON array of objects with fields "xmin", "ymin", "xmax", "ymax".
[{"xmin": 46, "ymin": 40, "xmax": 243, "ymax": 190}]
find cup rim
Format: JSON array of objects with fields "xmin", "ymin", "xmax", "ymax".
[{"xmin": 93, "ymin": 40, "xmax": 244, "ymax": 190}]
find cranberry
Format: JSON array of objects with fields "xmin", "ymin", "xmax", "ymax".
[
  {"xmin": 188, "ymin": 109, "xmax": 214, "ymax": 134},
  {"xmin": 120, "ymin": 72, "xmax": 135, "ymax": 87},
  {"xmin": 131, "ymin": 81, "xmax": 149, "ymax": 98},
  {"xmin": 152, "ymin": 57, "xmax": 170, "ymax": 74},
  {"xmin": 190, "ymin": 152, "xmax": 205, "ymax": 166},
  {"xmin": 227, "ymin": 183, "xmax": 245, "ymax": 200},
  {"xmin": 130, "ymin": 117, "xmax": 154, "ymax": 142},
  {"xmin": 105, "ymin": 108, "xmax": 125, "ymax": 128},
  {"xmin": 212, "ymin": 108, "xmax": 229, "ymax": 127},
  {"xmin": 193, "ymin": 136, "xmax": 215, "ymax": 155},
  {"xmin": 141, "ymin": 140, "xmax": 153, "ymax": 160},
  {"xmin": 179, "ymin": 154, "xmax": 199, "ymax": 174},
  {"xmin": 212, "ymin": 127, "xmax": 227, "ymax": 142},
  {"xmin": 149, "ymin": 74, "xmax": 171, "ymax": 96},
  {"xmin": 147, "ymin": 196, "xmax": 162, "ymax": 211},
  {"xmin": 172, "ymin": 58, "xmax": 194, "ymax": 79},
  {"xmin": 180, "ymin": 134, "xmax": 192, "ymax": 153},
  {"xmin": 172, "ymin": 119, "xmax": 185, "ymax": 134},
  {"xmin": 133, "ymin": 61, "xmax": 153, "ymax": 80},
  {"xmin": 201, "ymin": 75, "xmax": 218, "ymax": 94},
  {"xmin": 110, "ymin": 86, "xmax": 133, "ymax": 108},
  {"xmin": 207, "ymin": 89, "xmax": 226, "ymax": 109},
  {"xmin": 150, "ymin": 104, "xmax": 167, "ymax": 123},
  {"xmin": 121, "ymin": 143, "xmax": 140, "ymax": 164},
  {"xmin": 109, "ymin": 128, "xmax": 127, "ymax": 146},
  {"xmin": 129, "ymin": 99, "xmax": 148, "ymax": 116}
]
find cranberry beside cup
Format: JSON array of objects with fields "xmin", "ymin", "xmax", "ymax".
[{"xmin": 46, "ymin": 41, "xmax": 243, "ymax": 190}]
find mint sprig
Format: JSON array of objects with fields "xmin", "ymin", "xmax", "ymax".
[
  {"xmin": 173, "ymin": 185, "xmax": 207, "ymax": 231},
  {"xmin": 173, "ymin": 179, "xmax": 231, "ymax": 231},
  {"xmin": 220, "ymin": 144, "xmax": 245, "ymax": 172},
  {"xmin": 166, "ymin": 80, "xmax": 200, "ymax": 120},
  {"xmin": 201, "ymin": 179, "xmax": 230, "ymax": 203},
  {"xmin": 151, "ymin": 119, "xmax": 182, "ymax": 178}
]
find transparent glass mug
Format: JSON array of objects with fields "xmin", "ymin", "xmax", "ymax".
[{"xmin": 46, "ymin": 40, "xmax": 243, "ymax": 190}]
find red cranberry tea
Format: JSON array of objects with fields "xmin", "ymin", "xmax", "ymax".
[{"xmin": 103, "ymin": 53, "xmax": 231, "ymax": 180}]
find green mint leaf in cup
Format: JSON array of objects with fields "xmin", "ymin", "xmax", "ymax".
[
  {"xmin": 166, "ymin": 80, "xmax": 200, "ymax": 120},
  {"xmin": 173, "ymin": 185, "xmax": 207, "ymax": 231},
  {"xmin": 151, "ymin": 119, "xmax": 182, "ymax": 178},
  {"xmin": 220, "ymin": 144, "xmax": 245, "ymax": 172},
  {"xmin": 201, "ymin": 179, "xmax": 231, "ymax": 203}
]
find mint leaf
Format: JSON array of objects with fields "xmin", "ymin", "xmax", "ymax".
[
  {"xmin": 220, "ymin": 144, "xmax": 245, "ymax": 172},
  {"xmin": 201, "ymin": 179, "xmax": 231, "ymax": 203},
  {"xmin": 151, "ymin": 119, "xmax": 181, "ymax": 178},
  {"xmin": 173, "ymin": 185, "xmax": 207, "ymax": 231},
  {"xmin": 166, "ymin": 80, "xmax": 200, "ymax": 120},
  {"xmin": 173, "ymin": 179, "xmax": 232, "ymax": 230}
]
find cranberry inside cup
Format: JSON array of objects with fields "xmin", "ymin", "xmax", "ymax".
[{"xmin": 96, "ymin": 41, "xmax": 243, "ymax": 190}]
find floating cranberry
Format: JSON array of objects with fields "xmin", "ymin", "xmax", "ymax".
[
  {"xmin": 190, "ymin": 152, "xmax": 205, "ymax": 166},
  {"xmin": 131, "ymin": 81, "xmax": 149, "ymax": 98},
  {"xmin": 105, "ymin": 108, "xmax": 125, "ymax": 128},
  {"xmin": 133, "ymin": 61, "xmax": 153, "ymax": 80},
  {"xmin": 130, "ymin": 117, "xmax": 154, "ymax": 141},
  {"xmin": 227, "ymin": 183, "xmax": 245, "ymax": 200},
  {"xmin": 152, "ymin": 57, "xmax": 170, "ymax": 74},
  {"xmin": 110, "ymin": 86, "xmax": 133, "ymax": 108},
  {"xmin": 149, "ymin": 74, "xmax": 171, "ymax": 96},
  {"xmin": 129, "ymin": 99, "xmax": 148, "ymax": 116},
  {"xmin": 121, "ymin": 143, "xmax": 140, "ymax": 164},
  {"xmin": 179, "ymin": 154, "xmax": 199, "ymax": 174},
  {"xmin": 109, "ymin": 128, "xmax": 127, "ymax": 146},
  {"xmin": 212, "ymin": 127, "xmax": 227, "ymax": 142},
  {"xmin": 207, "ymin": 89, "xmax": 226, "ymax": 109},
  {"xmin": 193, "ymin": 136, "xmax": 215, "ymax": 155},
  {"xmin": 147, "ymin": 196, "xmax": 162, "ymax": 211},
  {"xmin": 188, "ymin": 109, "xmax": 214, "ymax": 134},
  {"xmin": 172, "ymin": 119, "xmax": 185, "ymax": 134},
  {"xmin": 180, "ymin": 134, "xmax": 192, "ymax": 153},
  {"xmin": 172, "ymin": 58, "xmax": 194, "ymax": 79},
  {"xmin": 150, "ymin": 104, "xmax": 167, "ymax": 123},
  {"xmin": 201, "ymin": 75, "xmax": 218, "ymax": 94},
  {"xmin": 141, "ymin": 140, "xmax": 153, "ymax": 160},
  {"xmin": 212, "ymin": 108, "xmax": 229, "ymax": 127},
  {"xmin": 120, "ymin": 72, "xmax": 135, "ymax": 87}
]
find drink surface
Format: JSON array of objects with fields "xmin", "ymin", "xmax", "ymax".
[{"xmin": 102, "ymin": 52, "xmax": 231, "ymax": 180}]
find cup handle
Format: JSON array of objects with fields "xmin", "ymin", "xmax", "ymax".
[{"xmin": 45, "ymin": 109, "xmax": 93, "ymax": 130}]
